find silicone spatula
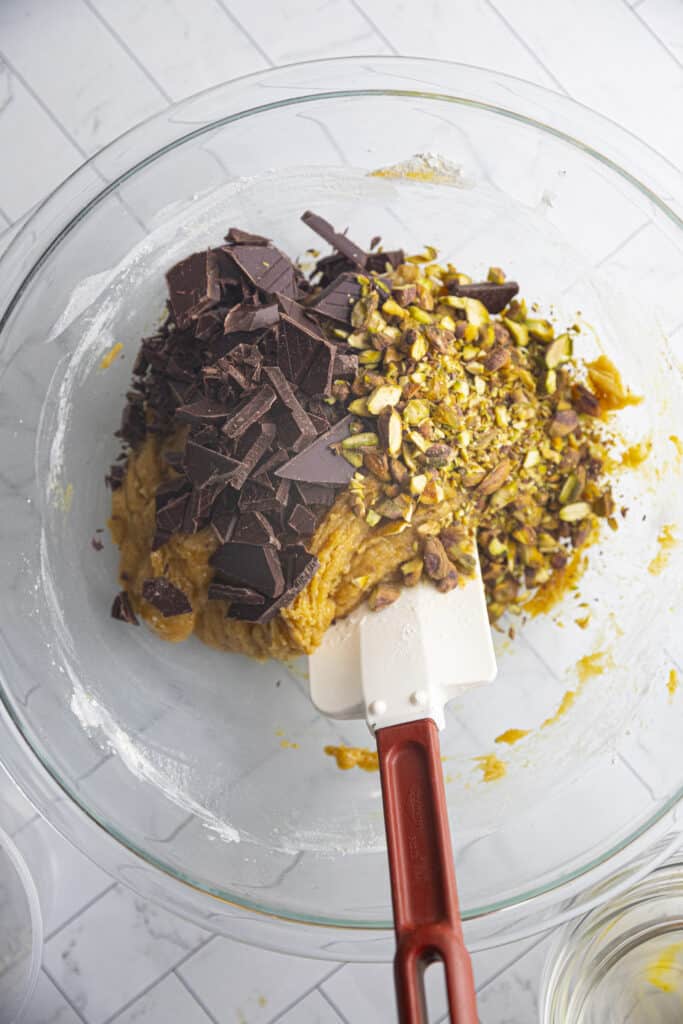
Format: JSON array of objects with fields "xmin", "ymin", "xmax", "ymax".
[{"xmin": 309, "ymin": 553, "xmax": 497, "ymax": 1024}]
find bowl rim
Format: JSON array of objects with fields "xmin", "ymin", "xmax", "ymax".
[{"xmin": 1, "ymin": 55, "xmax": 682, "ymax": 955}]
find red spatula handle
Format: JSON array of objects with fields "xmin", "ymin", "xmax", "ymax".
[{"xmin": 377, "ymin": 719, "xmax": 478, "ymax": 1024}]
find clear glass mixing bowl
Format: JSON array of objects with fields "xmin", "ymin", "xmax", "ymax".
[{"xmin": 1, "ymin": 59, "xmax": 683, "ymax": 960}]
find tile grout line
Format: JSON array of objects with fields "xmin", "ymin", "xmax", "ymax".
[
  {"xmin": 42, "ymin": 963, "xmax": 90, "ymax": 1024},
  {"xmin": 81, "ymin": 0, "xmax": 175, "ymax": 103},
  {"xmin": 484, "ymin": 0, "xmax": 570, "ymax": 95},
  {"xmin": 102, "ymin": 933, "xmax": 217, "ymax": 1024},
  {"xmin": 44, "ymin": 880, "xmax": 118, "ymax": 944},
  {"xmin": 211, "ymin": 0, "xmax": 276, "ymax": 67},
  {"xmin": 264, "ymin": 963, "xmax": 345, "ymax": 1023},
  {"xmin": 316, "ymin": 979, "xmax": 353, "ymax": 1023},
  {"xmin": 348, "ymin": 0, "xmax": 401, "ymax": 55},
  {"xmin": 174, "ymin": 968, "xmax": 223, "ymax": 1024},
  {"xmin": 625, "ymin": 0, "xmax": 683, "ymax": 69}
]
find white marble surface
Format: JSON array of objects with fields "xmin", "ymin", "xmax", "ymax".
[{"xmin": 0, "ymin": 1, "xmax": 681, "ymax": 1022}]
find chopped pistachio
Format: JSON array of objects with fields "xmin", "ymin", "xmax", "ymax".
[
  {"xmin": 410, "ymin": 474, "xmax": 427, "ymax": 496},
  {"xmin": 366, "ymin": 384, "xmax": 402, "ymax": 415},
  {"xmin": 378, "ymin": 407, "xmax": 403, "ymax": 456},
  {"xmin": 503, "ymin": 318, "xmax": 529, "ymax": 347},
  {"xmin": 347, "ymin": 397, "xmax": 370, "ymax": 416},
  {"xmin": 342, "ymin": 450, "xmax": 364, "ymax": 468},
  {"xmin": 559, "ymin": 501, "xmax": 592, "ymax": 522},
  {"xmin": 545, "ymin": 333, "xmax": 573, "ymax": 369},
  {"xmin": 341, "ymin": 432, "xmax": 379, "ymax": 449},
  {"xmin": 382, "ymin": 298, "xmax": 409, "ymax": 320},
  {"xmin": 526, "ymin": 318, "xmax": 554, "ymax": 343},
  {"xmin": 408, "ymin": 305, "xmax": 433, "ymax": 325},
  {"xmin": 365, "ymin": 509, "xmax": 381, "ymax": 527}
]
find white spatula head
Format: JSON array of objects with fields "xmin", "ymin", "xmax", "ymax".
[{"xmin": 309, "ymin": 554, "xmax": 497, "ymax": 731}]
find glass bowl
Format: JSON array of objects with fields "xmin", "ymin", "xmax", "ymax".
[
  {"xmin": 541, "ymin": 860, "xmax": 683, "ymax": 1023},
  {"xmin": 1, "ymin": 58, "xmax": 683, "ymax": 961}
]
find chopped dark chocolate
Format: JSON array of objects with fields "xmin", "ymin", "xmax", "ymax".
[
  {"xmin": 229, "ymin": 422, "xmax": 276, "ymax": 491},
  {"xmin": 365, "ymin": 249, "xmax": 405, "ymax": 274},
  {"xmin": 142, "ymin": 577, "xmax": 193, "ymax": 617},
  {"xmin": 287, "ymin": 503, "xmax": 317, "ymax": 536},
  {"xmin": 184, "ymin": 441, "xmax": 240, "ymax": 487},
  {"xmin": 277, "ymin": 314, "xmax": 324, "ymax": 385},
  {"xmin": 310, "ymin": 272, "xmax": 362, "ymax": 325},
  {"xmin": 300, "ymin": 338, "xmax": 335, "ymax": 397},
  {"xmin": 211, "ymin": 508, "xmax": 237, "ymax": 544},
  {"xmin": 111, "ymin": 590, "xmax": 139, "ymax": 625},
  {"xmin": 221, "ymin": 385, "xmax": 277, "ymax": 440},
  {"xmin": 228, "ymin": 545, "xmax": 319, "ymax": 623},
  {"xmin": 206, "ymin": 248, "xmax": 241, "ymax": 304},
  {"xmin": 91, "ymin": 536, "xmax": 104, "ymax": 551},
  {"xmin": 332, "ymin": 351, "xmax": 359, "ymax": 379},
  {"xmin": 210, "ymin": 541, "xmax": 285, "ymax": 598},
  {"xmin": 263, "ymin": 366, "xmax": 316, "ymax": 451},
  {"xmin": 295, "ymin": 480, "xmax": 337, "ymax": 507},
  {"xmin": 301, "ymin": 211, "xmax": 366, "ymax": 269},
  {"xmin": 207, "ymin": 582, "xmax": 265, "ymax": 604},
  {"xmin": 232, "ymin": 510, "xmax": 280, "ymax": 548},
  {"xmin": 225, "ymin": 245, "xmax": 298, "ymax": 298},
  {"xmin": 449, "ymin": 280, "xmax": 519, "ymax": 314},
  {"xmin": 106, "ymin": 463, "xmax": 126, "ymax": 490},
  {"xmin": 175, "ymin": 397, "xmax": 233, "ymax": 425},
  {"xmin": 166, "ymin": 252, "xmax": 208, "ymax": 326},
  {"xmin": 275, "ymin": 415, "xmax": 353, "ymax": 485},
  {"xmin": 225, "ymin": 227, "xmax": 271, "ymax": 246},
  {"xmin": 156, "ymin": 492, "xmax": 190, "ymax": 534},
  {"xmin": 223, "ymin": 302, "xmax": 280, "ymax": 334}
]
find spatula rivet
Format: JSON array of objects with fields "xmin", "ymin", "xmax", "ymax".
[
  {"xmin": 410, "ymin": 690, "xmax": 428, "ymax": 706},
  {"xmin": 369, "ymin": 699, "xmax": 387, "ymax": 716}
]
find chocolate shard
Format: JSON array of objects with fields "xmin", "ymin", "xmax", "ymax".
[
  {"xmin": 141, "ymin": 577, "xmax": 193, "ymax": 617},
  {"xmin": 238, "ymin": 482, "xmax": 280, "ymax": 512},
  {"xmin": 229, "ymin": 422, "xmax": 276, "ymax": 491},
  {"xmin": 166, "ymin": 252, "xmax": 208, "ymax": 325},
  {"xmin": 207, "ymin": 582, "xmax": 265, "ymax": 604},
  {"xmin": 252, "ymin": 449, "xmax": 289, "ymax": 481},
  {"xmin": 295, "ymin": 481, "xmax": 336, "ymax": 507},
  {"xmin": 449, "ymin": 280, "xmax": 519, "ymax": 314},
  {"xmin": 211, "ymin": 507, "xmax": 237, "ymax": 544},
  {"xmin": 301, "ymin": 211, "xmax": 366, "ymax": 269},
  {"xmin": 275, "ymin": 415, "xmax": 353, "ymax": 485},
  {"xmin": 221, "ymin": 385, "xmax": 277, "ymax": 440},
  {"xmin": 223, "ymin": 302, "xmax": 280, "ymax": 334},
  {"xmin": 229, "ymin": 545, "xmax": 319, "ymax": 623},
  {"xmin": 225, "ymin": 244, "xmax": 298, "ymax": 298},
  {"xmin": 210, "ymin": 541, "xmax": 285, "ymax": 598},
  {"xmin": 225, "ymin": 227, "xmax": 271, "ymax": 246},
  {"xmin": 105, "ymin": 463, "xmax": 126, "ymax": 490},
  {"xmin": 309, "ymin": 272, "xmax": 362, "ymax": 325},
  {"xmin": 277, "ymin": 314, "xmax": 325, "ymax": 385},
  {"xmin": 300, "ymin": 338, "xmax": 335, "ymax": 397},
  {"xmin": 206, "ymin": 248, "xmax": 241, "ymax": 303},
  {"xmin": 156, "ymin": 492, "xmax": 190, "ymax": 533},
  {"xmin": 175, "ymin": 397, "xmax": 233, "ymax": 425},
  {"xmin": 91, "ymin": 536, "xmax": 104, "ymax": 551},
  {"xmin": 287, "ymin": 503, "xmax": 317, "ymax": 537},
  {"xmin": 232, "ymin": 510, "xmax": 280, "ymax": 548},
  {"xmin": 332, "ymin": 350, "xmax": 358, "ymax": 379},
  {"xmin": 111, "ymin": 591, "xmax": 139, "ymax": 625},
  {"xmin": 365, "ymin": 249, "xmax": 405, "ymax": 274},
  {"xmin": 262, "ymin": 366, "xmax": 316, "ymax": 452},
  {"xmin": 184, "ymin": 441, "xmax": 240, "ymax": 487},
  {"xmin": 276, "ymin": 294, "xmax": 318, "ymax": 328}
]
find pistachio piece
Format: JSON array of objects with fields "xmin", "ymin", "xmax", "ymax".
[
  {"xmin": 378, "ymin": 407, "xmax": 403, "ymax": 456},
  {"xmin": 436, "ymin": 567, "xmax": 459, "ymax": 593},
  {"xmin": 407, "ymin": 305, "xmax": 433, "ymax": 325},
  {"xmin": 477, "ymin": 459, "xmax": 512, "ymax": 495},
  {"xmin": 526, "ymin": 318, "xmax": 555, "ymax": 343},
  {"xmin": 424, "ymin": 443, "xmax": 454, "ymax": 467},
  {"xmin": 362, "ymin": 451, "xmax": 391, "ymax": 482},
  {"xmin": 392, "ymin": 284, "xmax": 417, "ymax": 307},
  {"xmin": 559, "ymin": 501, "xmax": 592, "ymax": 522},
  {"xmin": 358, "ymin": 349, "xmax": 382, "ymax": 365},
  {"xmin": 341, "ymin": 432, "xmax": 379, "ymax": 449},
  {"xmin": 484, "ymin": 347, "xmax": 511, "ymax": 373},
  {"xmin": 502, "ymin": 318, "xmax": 529, "ymax": 347},
  {"xmin": 366, "ymin": 384, "xmax": 402, "ymax": 415},
  {"xmin": 342, "ymin": 450, "xmax": 364, "ymax": 468},
  {"xmin": 487, "ymin": 266, "xmax": 506, "ymax": 285},
  {"xmin": 382, "ymin": 298, "xmax": 409, "ymax": 320},
  {"xmin": 545, "ymin": 333, "xmax": 572, "ymax": 369},
  {"xmin": 523, "ymin": 449, "xmax": 540, "ymax": 469},
  {"xmin": 347, "ymin": 397, "xmax": 370, "ymax": 416},
  {"xmin": 369, "ymin": 582, "xmax": 401, "ymax": 611},
  {"xmin": 389, "ymin": 457, "xmax": 409, "ymax": 487},
  {"xmin": 401, "ymin": 558, "xmax": 423, "ymax": 587},
  {"xmin": 549, "ymin": 409, "xmax": 579, "ymax": 437},
  {"xmin": 422, "ymin": 537, "xmax": 451, "ymax": 580}
]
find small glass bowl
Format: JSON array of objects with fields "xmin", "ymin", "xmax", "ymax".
[{"xmin": 541, "ymin": 860, "xmax": 683, "ymax": 1023}]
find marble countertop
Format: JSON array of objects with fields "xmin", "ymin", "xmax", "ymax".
[{"xmin": 0, "ymin": 1, "xmax": 681, "ymax": 1021}]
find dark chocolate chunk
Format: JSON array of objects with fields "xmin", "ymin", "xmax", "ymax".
[
  {"xmin": 111, "ymin": 591, "xmax": 139, "ymax": 625},
  {"xmin": 225, "ymin": 227, "xmax": 271, "ymax": 246},
  {"xmin": 295, "ymin": 481, "xmax": 336, "ymax": 507},
  {"xmin": 226, "ymin": 245, "xmax": 298, "ymax": 297},
  {"xmin": 449, "ymin": 280, "xmax": 519, "ymax": 314},
  {"xmin": 166, "ymin": 252, "xmax": 208, "ymax": 325},
  {"xmin": 229, "ymin": 545, "xmax": 319, "ymax": 623},
  {"xmin": 175, "ymin": 397, "xmax": 233, "ymax": 425},
  {"xmin": 253, "ymin": 449, "xmax": 289, "ymax": 481},
  {"xmin": 229, "ymin": 422, "xmax": 276, "ymax": 490},
  {"xmin": 223, "ymin": 302, "xmax": 279, "ymax": 334},
  {"xmin": 333, "ymin": 350, "xmax": 358, "ymax": 378},
  {"xmin": 207, "ymin": 582, "xmax": 265, "ymax": 604},
  {"xmin": 221, "ymin": 385, "xmax": 277, "ymax": 440},
  {"xmin": 275, "ymin": 415, "xmax": 353, "ymax": 485},
  {"xmin": 287, "ymin": 503, "xmax": 317, "ymax": 536},
  {"xmin": 263, "ymin": 366, "xmax": 316, "ymax": 451},
  {"xmin": 276, "ymin": 294, "xmax": 318, "ymax": 328},
  {"xmin": 184, "ymin": 441, "xmax": 240, "ymax": 487},
  {"xmin": 300, "ymin": 339, "xmax": 335, "ymax": 397},
  {"xmin": 106, "ymin": 463, "xmax": 126, "ymax": 490},
  {"xmin": 206, "ymin": 248, "xmax": 241, "ymax": 303},
  {"xmin": 365, "ymin": 249, "xmax": 404, "ymax": 274},
  {"xmin": 118, "ymin": 398, "xmax": 146, "ymax": 446},
  {"xmin": 238, "ymin": 482, "xmax": 280, "ymax": 512},
  {"xmin": 232, "ymin": 510, "xmax": 280, "ymax": 548},
  {"xmin": 210, "ymin": 541, "xmax": 285, "ymax": 598},
  {"xmin": 156, "ymin": 493, "xmax": 190, "ymax": 534},
  {"xmin": 310, "ymin": 272, "xmax": 362, "ymax": 325},
  {"xmin": 211, "ymin": 508, "xmax": 237, "ymax": 544},
  {"xmin": 91, "ymin": 536, "xmax": 104, "ymax": 551},
  {"xmin": 301, "ymin": 211, "xmax": 366, "ymax": 268},
  {"xmin": 277, "ymin": 314, "xmax": 324, "ymax": 385},
  {"xmin": 142, "ymin": 577, "xmax": 193, "ymax": 617}
]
